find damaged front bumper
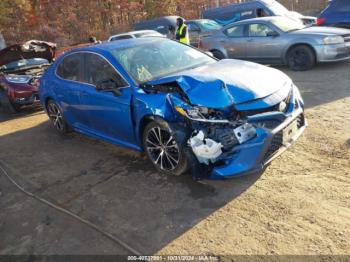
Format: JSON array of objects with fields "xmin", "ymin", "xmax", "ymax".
[{"xmin": 209, "ymin": 108, "xmax": 307, "ymax": 179}]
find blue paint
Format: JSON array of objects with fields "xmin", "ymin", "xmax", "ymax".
[{"xmin": 39, "ymin": 38, "xmax": 305, "ymax": 179}]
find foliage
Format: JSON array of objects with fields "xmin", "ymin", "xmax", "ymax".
[{"xmin": 0, "ymin": 0, "xmax": 327, "ymax": 47}]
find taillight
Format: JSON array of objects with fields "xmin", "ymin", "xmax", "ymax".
[{"xmin": 317, "ymin": 17, "xmax": 325, "ymax": 26}]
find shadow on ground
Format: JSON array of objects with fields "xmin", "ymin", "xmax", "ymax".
[{"xmin": 0, "ymin": 120, "xmax": 262, "ymax": 254}]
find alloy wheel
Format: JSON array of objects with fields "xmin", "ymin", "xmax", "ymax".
[
  {"xmin": 145, "ymin": 126, "xmax": 180, "ymax": 171},
  {"xmin": 289, "ymin": 49, "xmax": 308, "ymax": 69},
  {"xmin": 47, "ymin": 102, "xmax": 64, "ymax": 132}
]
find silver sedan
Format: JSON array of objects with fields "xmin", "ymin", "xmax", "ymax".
[{"xmin": 200, "ymin": 16, "xmax": 350, "ymax": 71}]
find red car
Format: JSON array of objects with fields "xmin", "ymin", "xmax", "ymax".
[{"xmin": 0, "ymin": 40, "xmax": 56, "ymax": 112}]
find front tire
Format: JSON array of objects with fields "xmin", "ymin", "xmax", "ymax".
[
  {"xmin": 287, "ymin": 45, "xmax": 315, "ymax": 71},
  {"xmin": 47, "ymin": 100, "xmax": 68, "ymax": 134},
  {"xmin": 142, "ymin": 120, "xmax": 188, "ymax": 176}
]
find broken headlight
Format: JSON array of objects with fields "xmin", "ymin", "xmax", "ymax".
[{"xmin": 175, "ymin": 106, "xmax": 230, "ymax": 124}]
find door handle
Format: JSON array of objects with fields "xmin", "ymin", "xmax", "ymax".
[{"xmin": 247, "ymin": 39, "xmax": 254, "ymax": 42}]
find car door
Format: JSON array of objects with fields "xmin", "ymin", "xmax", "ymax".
[
  {"xmin": 221, "ymin": 24, "xmax": 247, "ymax": 59},
  {"xmin": 245, "ymin": 22, "xmax": 283, "ymax": 63},
  {"xmin": 55, "ymin": 53, "xmax": 90, "ymax": 129},
  {"xmin": 79, "ymin": 52, "xmax": 136, "ymax": 145}
]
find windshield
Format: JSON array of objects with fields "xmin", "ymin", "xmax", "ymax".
[
  {"xmin": 197, "ymin": 20, "xmax": 222, "ymax": 30},
  {"xmin": 111, "ymin": 40, "xmax": 215, "ymax": 83},
  {"xmin": 0, "ymin": 58, "xmax": 49, "ymax": 71},
  {"xmin": 270, "ymin": 17, "xmax": 306, "ymax": 32}
]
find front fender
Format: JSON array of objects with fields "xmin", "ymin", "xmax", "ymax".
[
  {"xmin": 133, "ymin": 92, "xmax": 182, "ymax": 146},
  {"xmin": 282, "ymin": 38, "xmax": 320, "ymax": 63}
]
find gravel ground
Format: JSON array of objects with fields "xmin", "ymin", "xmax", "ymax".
[{"xmin": 0, "ymin": 61, "xmax": 349, "ymax": 255}]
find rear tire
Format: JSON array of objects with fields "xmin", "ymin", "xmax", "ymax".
[
  {"xmin": 142, "ymin": 120, "xmax": 188, "ymax": 176},
  {"xmin": 46, "ymin": 99, "xmax": 69, "ymax": 134},
  {"xmin": 211, "ymin": 50, "xmax": 226, "ymax": 60},
  {"xmin": 287, "ymin": 45, "xmax": 315, "ymax": 71}
]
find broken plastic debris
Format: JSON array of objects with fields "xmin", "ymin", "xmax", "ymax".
[{"xmin": 189, "ymin": 131, "xmax": 223, "ymax": 165}]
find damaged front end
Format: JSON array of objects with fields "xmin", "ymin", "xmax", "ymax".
[
  {"xmin": 165, "ymin": 83, "xmax": 306, "ymax": 179},
  {"xmin": 138, "ymin": 59, "xmax": 307, "ymax": 179}
]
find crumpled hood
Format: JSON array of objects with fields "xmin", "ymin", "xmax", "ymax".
[
  {"xmin": 147, "ymin": 59, "xmax": 292, "ymax": 109},
  {"xmin": 0, "ymin": 40, "xmax": 56, "ymax": 67}
]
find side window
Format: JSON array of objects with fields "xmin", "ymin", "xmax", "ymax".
[
  {"xmin": 225, "ymin": 25, "xmax": 244, "ymax": 37},
  {"xmin": 56, "ymin": 53, "xmax": 83, "ymax": 81},
  {"xmin": 256, "ymin": 8, "xmax": 270, "ymax": 17},
  {"xmin": 188, "ymin": 23, "xmax": 200, "ymax": 32},
  {"xmin": 248, "ymin": 23, "xmax": 274, "ymax": 37},
  {"xmin": 84, "ymin": 53, "xmax": 127, "ymax": 88}
]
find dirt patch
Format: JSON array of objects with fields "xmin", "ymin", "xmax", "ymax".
[{"xmin": 157, "ymin": 97, "xmax": 350, "ymax": 255}]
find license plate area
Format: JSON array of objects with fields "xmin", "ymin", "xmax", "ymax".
[{"xmin": 282, "ymin": 119, "xmax": 298, "ymax": 145}]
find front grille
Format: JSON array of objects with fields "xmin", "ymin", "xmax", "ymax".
[
  {"xmin": 342, "ymin": 34, "xmax": 350, "ymax": 43},
  {"xmin": 263, "ymin": 114, "xmax": 305, "ymax": 162},
  {"xmin": 264, "ymin": 131, "xmax": 283, "ymax": 161},
  {"xmin": 240, "ymin": 90, "xmax": 292, "ymax": 117}
]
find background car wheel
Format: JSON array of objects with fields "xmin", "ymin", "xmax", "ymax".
[
  {"xmin": 287, "ymin": 45, "xmax": 315, "ymax": 71},
  {"xmin": 143, "ymin": 120, "xmax": 188, "ymax": 176},
  {"xmin": 211, "ymin": 50, "xmax": 225, "ymax": 60},
  {"xmin": 47, "ymin": 100, "xmax": 68, "ymax": 134},
  {"xmin": 0, "ymin": 88, "xmax": 17, "ymax": 113}
]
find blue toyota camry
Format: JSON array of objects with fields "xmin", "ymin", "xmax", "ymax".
[{"xmin": 39, "ymin": 38, "xmax": 306, "ymax": 179}]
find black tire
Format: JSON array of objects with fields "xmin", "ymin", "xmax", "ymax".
[
  {"xmin": 46, "ymin": 99, "xmax": 69, "ymax": 134},
  {"xmin": 287, "ymin": 45, "xmax": 315, "ymax": 71},
  {"xmin": 211, "ymin": 50, "xmax": 225, "ymax": 60},
  {"xmin": 142, "ymin": 120, "xmax": 188, "ymax": 176},
  {"xmin": 10, "ymin": 102, "xmax": 22, "ymax": 112},
  {"xmin": 0, "ymin": 88, "xmax": 17, "ymax": 113}
]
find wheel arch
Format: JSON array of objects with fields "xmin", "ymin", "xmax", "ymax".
[{"xmin": 138, "ymin": 115, "xmax": 167, "ymax": 150}]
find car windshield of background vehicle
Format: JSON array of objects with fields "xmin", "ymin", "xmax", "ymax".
[
  {"xmin": 0, "ymin": 58, "xmax": 49, "ymax": 71},
  {"xmin": 111, "ymin": 40, "xmax": 215, "ymax": 83},
  {"xmin": 271, "ymin": 17, "xmax": 306, "ymax": 32},
  {"xmin": 198, "ymin": 20, "xmax": 222, "ymax": 30}
]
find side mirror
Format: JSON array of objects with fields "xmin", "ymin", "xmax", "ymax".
[
  {"xmin": 267, "ymin": 31, "xmax": 279, "ymax": 37},
  {"xmin": 96, "ymin": 79, "xmax": 122, "ymax": 96}
]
